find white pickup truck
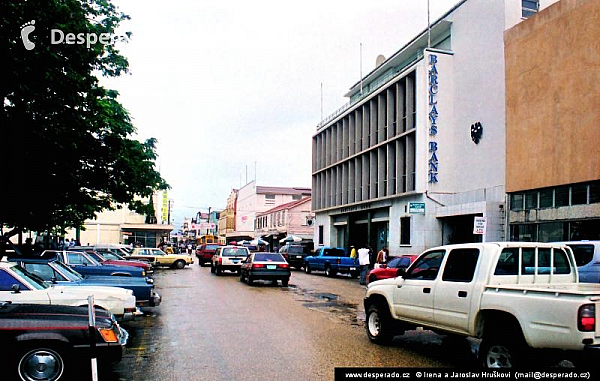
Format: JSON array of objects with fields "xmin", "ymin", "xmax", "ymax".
[{"xmin": 364, "ymin": 242, "xmax": 600, "ymax": 367}]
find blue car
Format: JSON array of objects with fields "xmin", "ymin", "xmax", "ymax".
[
  {"xmin": 42, "ymin": 250, "xmax": 146, "ymax": 277},
  {"xmin": 11, "ymin": 256, "xmax": 161, "ymax": 308}
]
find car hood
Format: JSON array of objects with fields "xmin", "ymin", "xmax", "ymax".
[
  {"xmin": 50, "ymin": 284, "xmax": 133, "ymax": 299},
  {"xmin": 80, "ymin": 276, "xmax": 152, "ymax": 286},
  {"xmin": 0, "ymin": 303, "xmax": 113, "ymax": 327}
]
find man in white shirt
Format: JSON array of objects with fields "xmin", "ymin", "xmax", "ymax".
[{"xmin": 358, "ymin": 246, "xmax": 370, "ymax": 285}]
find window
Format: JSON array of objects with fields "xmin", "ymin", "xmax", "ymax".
[
  {"xmin": 525, "ymin": 191, "xmax": 538, "ymax": 210},
  {"xmin": 495, "ymin": 248, "xmax": 519, "ymax": 275},
  {"xmin": 538, "ymin": 222, "xmax": 566, "ymax": 242},
  {"xmin": 318, "ymin": 225, "xmax": 324, "ymax": 245},
  {"xmin": 0, "ymin": 269, "xmax": 26, "ymax": 291},
  {"xmin": 553, "ymin": 248, "xmax": 571, "ymax": 275},
  {"xmin": 292, "ymin": 194, "xmax": 302, "ymax": 201},
  {"xmin": 400, "ymin": 216, "xmax": 411, "ymax": 245},
  {"xmin": 407, "ymin": 250, "xmax": 445, "ymax": 280},
  {"xmin": 539, "ymin": 188, "xmax": 553, "ymax": 208},
  {"xmin": 569, "ymin": 244, "xmax": 595, "ymax": 267},
  {"xmin": 590, "ymin": 183, "xmax": 600, "ymax": 204},
  {"xmin": 265, "ymin": 194, "xmax": 275, "ymax": 205},
  {"xmin": 522, "ymin": 0, "xmax": 539, "ymax": 18},
  {"xmin": 510, "ymin": 224, "xmax": 537, "ymax": 242},
  {"xmin": 510, "ymin": 194, "xmax": 523, "ymax": 211},
  {"xmin": 521, "ymin": 248, "xmax": 536, "ymax": 274},
  {"xmin": 571, "ymin": 184, "xmax": 587, "ymax": 205},
  {"xmin": 442, "ymin": 248, "xmax": 480, "ymax": 282},
  {"xmin": 555, "ymin": 186, "xmax": 569, "ymax": 207}
]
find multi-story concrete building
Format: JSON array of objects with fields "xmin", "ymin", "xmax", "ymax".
[
  {"xmin": 505, "ymin": 0, "xmax": 600, "ymax": 241},
  {"xmin": 228, "ymin": 181, "xmax": 311, "ymax": 243},
  {"xmin": 255, "ymin": 197, "xmax": 313, "ymax": 250},
  {"xmin": 218, "ymin": 189, "xmax": 238, "ymax": 244},
  {"xmin": 311, "ymin": 0, "xmax": 558, "ymax": 255}
]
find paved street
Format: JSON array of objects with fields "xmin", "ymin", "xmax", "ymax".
[{"xmin": 106, "ymin": 264, "xmax": 479, "ymax": 381}]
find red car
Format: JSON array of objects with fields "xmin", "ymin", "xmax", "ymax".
[
  {"xmin": 75, "ymin": 248, "xmax": 154, "ymax": 276},
  {"xmin": 366, "ymin": 254, "xmax": 418, "ymax": 284}
]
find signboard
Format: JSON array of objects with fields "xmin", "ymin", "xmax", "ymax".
[
  {"xmin": 409, "ymin": 202, "xmax": 426, "ymax": 214},
  {"xmin": 473, "ymin": 217, "xmax": 487, "ymax": 235}
]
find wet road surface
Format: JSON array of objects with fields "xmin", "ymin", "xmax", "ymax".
[{"xmin": 108, "ymin": 264, "xmax": 479, "ymax": 380}]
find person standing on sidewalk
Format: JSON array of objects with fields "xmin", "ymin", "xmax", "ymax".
[{"xmin": 358, "ymin": 246, "xmax": 370, "ymax": 285}]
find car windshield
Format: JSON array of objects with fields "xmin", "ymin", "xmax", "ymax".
[
  {"xmin": 54, "ymin": 261, "xmax": 84, "ymax": 281},
  {"xmin": 254, "ymin": 253, "xmax": 285, "ymax": 262},
  {"xmin": 86, "ymin": 251, "xmax": 106, "ymax": 262},
  {"xmin": 387, "ymin": 257, "xmax": 402, "ymax": 268},
  {"xmin": 99, "ymin": 251, "xmax": 122, "ymax": 261},
  {"xmin": 222, "ymin": 248, "xmax": 248, "ymax": 257},
  {"xmin": 205, "ymin": 244, "xmax": 220, "ymax": 250},
  {"xmin": 11, "ymin": 265, "xmax": 49, "ymax": 290},
  {"xmin": 288, "ymin": 246, "xmax": 303, "ymax": 254}
]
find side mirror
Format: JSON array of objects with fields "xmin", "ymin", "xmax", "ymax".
[
  {"xmin": 11, "ymin": 284, "xmax": 21, "ymax": 293},
  {"xmin": 396, "ymin": 268, "xmax": 406, "ymax": 278},
  {"xmin": 50, "ymin": 276, "xmax": 57, "ymax": 284}
]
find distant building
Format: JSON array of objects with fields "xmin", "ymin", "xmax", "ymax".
[
  {"xmin": 218, "ymin": 189, "xmax": 238, "ymax": 244},
  {"xmin": 255, "ymin": 197, "xmax": 313, "ymax": 250},
  {"xmin": 505, "ymin": 0, "xmax": 600, "ymax": 241},
  {"xmin": 227, "ymin": 181, "xmax": 311, "ymax": 243}
]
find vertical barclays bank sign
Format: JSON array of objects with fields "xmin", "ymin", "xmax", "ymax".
[{"xmin": 428, "ymin": 53, "xmax": 439, "ymax": 183}]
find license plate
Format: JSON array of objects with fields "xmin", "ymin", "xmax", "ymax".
[
  {"xmin": 350, "ymin": 267, "xmax": 356, "ymax": 270},
  {"xmin": 232, "ymin": 260, "xmax": 239, "ymax": 264},
  {"xmin": 296, "ymin": 255, "xmax": 302, "ymax": 259},
  {"xmin": 267, "ymin": 265, "xmax": 276, "ymax": 270}
]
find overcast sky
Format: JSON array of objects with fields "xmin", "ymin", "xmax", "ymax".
[{"xmin": 103, "ymin": 0, "xmax": 460, "ymax": 228}]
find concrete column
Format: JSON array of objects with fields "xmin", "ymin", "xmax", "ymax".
[
  {"xmin": 349, "ymin": 113, "xmax": 355, "ymax": 156},
  {"xmin": 336, "ymin": 166, "xmax": 342, "ymax": 206},
  {"xmin": 355, "ymin": 157, "xmax": 362, "ymax": 202},
  {"xmin": 406, "ymin": 73, "xmax": 415, "ymax": 131},
  {"xmin": 387, "ymin": 143, "xmax": 396, "ymax": 196},
  {"xmin": 341, "ymin": 163, "xmax": 348, "ymax": 205},
  {"xmin": 362, "ymin": 104, "xmax": 369, "ymax": 151},
  {"xmin": 398, "ymin": 81, "xmax": 406, "ymax": 133},
  {"xmin": 378, "ymin": 146, "xmax": 386, "ymax": 198},
  {"xmin": 348, "ymin": 159, "xmax": 355, "ymax": 203},
  {"xmin": 361, "ymin": 154, "xmax": 369, "ymax": 200},
  {"xmin": 370, "ymin": 150, "xmax": 377, "ymax": 199},
  {"xmin": 406, "ymin": 133, "xmax": 415, "ymax": 191},
  {"xmin": 387, "ymin": 88, "xmax": 395, "ymax": 138},
  {"xmin": 343, "ymin": 118, "xmax": 349, "ymax": 159},
  {"xmin": 397, "ymin": 139, "xmax": 406, "ymax": 193},
  {"xmin": 370, "ymin": 99, "xmax": 377, "ymax": 146},
  {"xmin": 378, "ymin": 93, "xmax": 386, "ymax": 143}
]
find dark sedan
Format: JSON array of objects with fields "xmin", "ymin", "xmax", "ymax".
[
  {"xmin": 240, "ymin": 252, "xmax": 290, "ymax": 286},
  {"xmin": 0, "ymin": 301, "xmax": 128, "ymax": 381}
]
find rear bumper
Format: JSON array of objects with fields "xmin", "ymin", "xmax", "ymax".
[
  {"xmin": 248, "ymin": 269, "xmax": 291, "ymax": 280},
  {"xmin": 150, "ymin": 291, "xmax": 161, "ymax": 307}
]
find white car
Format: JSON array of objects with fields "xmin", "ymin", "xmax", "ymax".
[
  {"xmin": 211, "ymin": 246, "xmax": 250, "ymax": 275},
  {"xmin": 0, "ymin": 262, "xmax": 137, "ymax": 320}
]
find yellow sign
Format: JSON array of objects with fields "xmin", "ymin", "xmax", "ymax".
[{"xmin": 161, "ymin": 191, "xmax": 168, "ymax": 223}]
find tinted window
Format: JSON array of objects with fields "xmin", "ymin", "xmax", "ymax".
[
  {"xmin": 0, "ymin": 269, "xmax": 26, "ymax": 291},
  {"xmin": 386, "ymin": 257, "xmax": 401, "ymax": 268},
  {"xmin": 495, "ymin": 248, "xmax": 518, "ymax": 275},
  {"xmin": 323, "ymin": 248, "xmax": 346, "ymax": 257},
  {"xmin": 288, "ymin": 246, "xmax": 304, "ymax": 254},
  {"xmin": 254, "ymin": 253, "xmax": 286, "ymax": 262},
  {"xmin": 442, "ymin": 249, "xmax": 480, "ymax": 282},
  {"xmin": 568, "ymin": 244, "xmax": 595, "ymax": 267},
  {"xmin": 554, "ymin": 248, "xmax": 571, "ymax": 275},
  {"xmin": 538, "ymin": 248, "xmax": 552, "ymax": 274},
  {"xmin": 23, "ymin": 263, "xmax": 66, "ymax": 281},
  {"xmin": 222, "ymin": 248, "xmax": 249, "ymax": 257},
  {"xmin": 406, "ymin": 250, "xmax": 445, "ymax": 280},
  {"xmin": 522, "ymin": 248, "xmax": 536, "ymax": 274}
]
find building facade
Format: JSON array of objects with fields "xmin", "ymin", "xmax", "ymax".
[
  {"xmin": 311, "ymin": 0, "xmax": 558, "ymax": 256},
  {"xmin": 255, "ymin": 197, "xmax": 313, "ymax": 250},
  {"xmin": 218, "ymin": 188, "xmax": 238, "ymax": 244},
  {"xmin": 505, "ymin": 0, "xmax": 600, "ymax": 242},
  {"xmin": 228, "ymin": 181, "xmax": 311, "ymax": 243}
]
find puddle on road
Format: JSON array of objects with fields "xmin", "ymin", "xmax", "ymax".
[{"xmin": 282, "ymin": 286, "xmax": 364, "ymax": 327}]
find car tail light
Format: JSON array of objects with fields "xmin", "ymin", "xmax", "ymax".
[
  {"xmin": 252, "ymin": 264, "xmax": 265, "ymax": 269},
  {"xmin": 578, "ymin": 304, "xmax": 595, "ymax": 331},
  {"xmin": 99, "ymin": 327, "xmax": 119, "ymax": 343},
  {"xmin": 218, "ymin": 258, "xmax": 222, "ymax": 265},
  {"xmin": 279, "ymin": 263, "xmax": 289, "ymax": 269}
]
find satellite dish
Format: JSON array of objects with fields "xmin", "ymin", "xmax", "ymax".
[{"xmin": 376, "ymin": 54, "xmax": 386, "ymax": 67}]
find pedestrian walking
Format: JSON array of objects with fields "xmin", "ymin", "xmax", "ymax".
[
  {"xmin": 358, "ymin": 246, "xmax": 370, "ymax": 285},
  {"xmin": 368, "ymin": 246, "xmax": 375, "ymax": 270}
]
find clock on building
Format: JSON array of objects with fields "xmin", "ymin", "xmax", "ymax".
[{"xmin": 471, "ymin": 121, "xmax": 483, "ymax": 144}]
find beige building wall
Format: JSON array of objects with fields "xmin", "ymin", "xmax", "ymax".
[{"xmin": 505, "ymin": 0, "xmax": 600, "ymax": 193}]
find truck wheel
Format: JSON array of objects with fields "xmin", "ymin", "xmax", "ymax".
[
  {"xmin": 304, "ymin": 263, "xmax": 312, "ymax": 274},
  {"xmin": 210, "ymin": 263, "xmax": 215, "ymax": 273},
  {"xmin": 247, "ymin": 275, "xmax": 254, "ymax": 285},
  {"xmin": 366, "ymin": 303, "xmax": 395, "ymax": 345},
  {"xmin": 215, "ymin": 266, "xmax": 221, "ymax": 275},
  {"xmin": 479, "ymin": 339, "xmax": 519, "ymax": 368},
  {"xmin": 281, "ymin": 278, "xmax": 289, "ymax": 287},
  {"xmin": 240, "ymin": 271, "xmax": 245, "ymax": 282},
  {"xmin": 325, "ymin": 265, "xmax": 336, "ymax": 277},
  {"xmin": 18, "ymin": 344, "xmax": 67, "ymax": 381},
  {"xmin": 174, "ymin": 260, "xmax": 185, "ymax": 269},
  {"xmin": 369, "ymin": 274, "xmax": 377, "ymax": 283},
  {"xmin": 351, "ymin": 271, "xmax": 360, "ymax": 278}
]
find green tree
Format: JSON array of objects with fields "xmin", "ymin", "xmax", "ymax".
[{"xmin": 0, "ymin": 0, "xmax": 169, "ymax": 246}]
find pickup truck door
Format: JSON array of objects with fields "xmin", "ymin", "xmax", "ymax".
[
  {"xmin": 393, "ymin": 250, "xmax": 445, "ymax": 323},
  {"xmin": 433, "ymin": 247, "xmax": 480, "ymax": 333}
]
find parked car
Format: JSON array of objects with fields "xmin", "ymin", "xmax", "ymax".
[
  {"xmin": 73, "ymin": 246, "xmax": 154, "ymax": 275},
  {"xmin": 0, "ymin": 302, "xmax": 128, "ymax": 381},
  {"xmin": 279, "ymin": 244, "xmax": 307, "ymax": 270},
  {"xmin": 42, "ymin": 250, "xmax": 146, "ymax": 277},
  {"xmin": 196, "ymin": 243, "xmax": 223, "ymax": 266},
  {"xmin": 0, "ymin": 262, "xmax": 137, "ymax": 320},
  {"xmin": 129, "ymin": 247, "xmax": 193, "ymax": 269},
  {"xmin": 556, "ymin": 241, "xmax": 600, "ymax": 283},
  {"xmin": 211, "ymin": 246, "xmax": 250, "ymax": 275},
  {"xmin": 304, "ymin": 247, "xmax": 359, "ymax": 277},
  {"xmin": 364, "ymin": 242, "xmax": 600, "ymax": 368},
  {"xmin": 11, "ymin": 256, "xmax": 161, "ymax": 308},
  {"xmin": 240, "ymin": 252, "xmax": 291, "ymax": 286},
  {"xmin": 366, "ymin": 254, "xmax": 419, "ymax": 284}
]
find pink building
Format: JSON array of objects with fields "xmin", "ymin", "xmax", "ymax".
[{"xmin": 255, "ymin": 196, "xmax": 313, "ymax": 250}]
